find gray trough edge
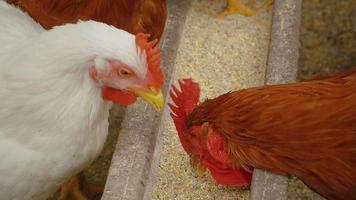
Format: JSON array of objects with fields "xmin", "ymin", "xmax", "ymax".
[
  {"xmin": 101, "ymin": 0, "xmax": 191, "ymax": 199},
  {"xmin": 251, "ymin": 0, "xmax": 302, "ymax": 200}
]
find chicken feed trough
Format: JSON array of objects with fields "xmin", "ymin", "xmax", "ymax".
[{"xmin": 99, "ymin": 0, "xmax": 302, "ymax": 199}]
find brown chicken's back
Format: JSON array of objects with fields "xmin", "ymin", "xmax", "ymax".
[
  {"xmin": 188, "ymin": 69, "xmax": 356, "ymax": 200},
  {"xmin": 7, "ymin": 0, "xmax": 167, "ymax": 39}
]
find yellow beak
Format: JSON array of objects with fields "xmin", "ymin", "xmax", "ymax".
[{"xmin": 135, "ymin": 88, "xmax": 165, "ymax": 110}]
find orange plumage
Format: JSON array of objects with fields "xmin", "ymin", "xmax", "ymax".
[
  {"xmin": 170, "ymin": 69, "xmax": 356, "ymax": 200},
  {"xmin": 6, "ymin": 0, "xmax": 167, "ymax": 40}
]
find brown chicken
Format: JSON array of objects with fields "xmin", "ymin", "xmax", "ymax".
[
  {"xmin": 169, "ymin": 69, "xmax": 356, "ymax": 200},
  {"xmin": 6, "ymin": 0, "xmax": 167, "ymax": 40}
]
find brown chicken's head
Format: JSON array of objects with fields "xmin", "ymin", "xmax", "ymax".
[
  {"xmin": 169, "ymin": 79, "xmax": 252, "ymax": 186},
  {"xmin": 89, "ymin": 33, "xmax": 164, "ymax": 109}
]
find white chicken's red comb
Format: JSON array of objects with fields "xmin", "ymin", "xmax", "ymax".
[
  {"xmin": 135, "ymin": 33, "xmax": 164, "ymax": 90},
  {"xmin": 168, "ymin": 78, "xmax": 200, "ymax": 153}
]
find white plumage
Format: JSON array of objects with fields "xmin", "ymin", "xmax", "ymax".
[{"xmin": 0, "ymin": 2, "xmax": 149, "ymax": 199}]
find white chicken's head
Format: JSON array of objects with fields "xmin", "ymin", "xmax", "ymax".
[
  {"xmin": 89, "ymin": 33, "xmax": 164, "ymax": 109},
  {"xmin": 47, "ymin": 21, "xmax": 165, "ymax": 109}
]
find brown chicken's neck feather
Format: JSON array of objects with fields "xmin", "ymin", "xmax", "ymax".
[{"xmin": 188, "ymin": 69, "xmax": 356, "ymax": 200}]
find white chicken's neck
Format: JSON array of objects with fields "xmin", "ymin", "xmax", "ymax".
[{"xmin": 0, "ymin": 61, "xmax": 111, "ymax": 134}]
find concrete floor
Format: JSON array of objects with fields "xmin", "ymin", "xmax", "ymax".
[{"xmin": 297, "ymin": 0, "xmax": 356, "ymax": 80}]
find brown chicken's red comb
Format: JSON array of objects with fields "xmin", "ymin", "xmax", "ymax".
[
  {"xmin": 169, "ymin": 79, "xmax": 253, "ymax": 187},
  {"xmin": 135, "ymin": 33, "xmax": 164, "ymax": 90},
  {"xmin": 169, "ymin": 78, "xmax": 201, "ymax": 152}
]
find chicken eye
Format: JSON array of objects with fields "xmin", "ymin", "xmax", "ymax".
[{"xmin": 118, "ymin": 68, "xmax": 133, "ymax": 77}]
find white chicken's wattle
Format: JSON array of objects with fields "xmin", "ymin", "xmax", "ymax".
[{"xmin": 0, "ymin": 1, "xmax": 164, "ymax": 199}]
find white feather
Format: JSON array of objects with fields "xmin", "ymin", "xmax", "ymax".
[{"xmin": 0, "ymin": 2, "xmax": 147, "ymax": 199}]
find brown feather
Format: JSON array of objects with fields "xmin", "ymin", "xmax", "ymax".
[
  {"xmin": 188, "ymin": 69, "xmax": 356, "ymax": 200},
  {"xmin": 6, "ymin": 0, "xmax": 167, "ymax": 39}
]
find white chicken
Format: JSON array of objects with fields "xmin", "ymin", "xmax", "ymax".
[{"xmin": 0, "ymin": 1, "xmax": 164, "ymax": 199}]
